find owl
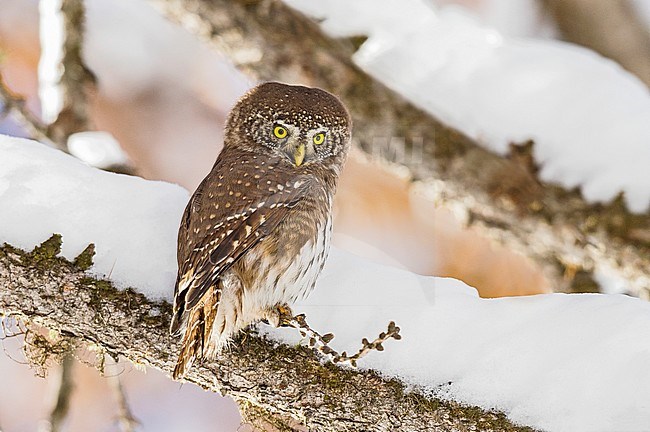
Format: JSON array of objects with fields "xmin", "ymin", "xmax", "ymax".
[{"xmin": 170, "ymin": 82, "xmax": 351, "ymax": 378}]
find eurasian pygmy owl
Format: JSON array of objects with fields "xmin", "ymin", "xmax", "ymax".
[{"xmin": 170, "ymin": 82, "xmax": 351, "ymax": 378}]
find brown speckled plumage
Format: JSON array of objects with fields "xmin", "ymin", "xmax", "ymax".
[{"xmin": 171, "ymin": 82, "xmax": 351, "ymax": 378}]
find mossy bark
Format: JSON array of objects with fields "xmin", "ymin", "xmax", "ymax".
[
  {"xmin": 147, "ymin": 0, "xmax": 650, "ymax": 297},
  {"xmin": 0, "ymin": 236, "xmax": 536, "ymax": 431}
]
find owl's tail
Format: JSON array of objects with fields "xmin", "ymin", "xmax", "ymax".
[{"xmin": 172, "ymin": 285, "xmax": 219, "ymax": 380}]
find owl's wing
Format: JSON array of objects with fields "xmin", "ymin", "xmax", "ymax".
[{"xmin": 170, "ymin": 177, "xmax": 313, "ymax": 335}]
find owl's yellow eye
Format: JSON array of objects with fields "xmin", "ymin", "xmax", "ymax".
[
  {"xmin": 313, "ymin": 132, "xmax": 325, "ymax": 145},
  {"xmin": 273, "ymin": 125, "xmax": 288, "ymax": 139}
]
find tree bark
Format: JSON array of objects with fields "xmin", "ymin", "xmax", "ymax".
[
  {"xmin": 0, "ymin": 236, "xmax": 535, "ymax": 431},
  {"xmin": 38, "ymin": 0, "xmax": 95, "ymax": 146},
  {"xmin": 544, "ymin": 0, "xmax": 650, "ymax": 88},
  {"xmin": 146, "ymin": 0, "xmax": 650, "ymax": 297}
]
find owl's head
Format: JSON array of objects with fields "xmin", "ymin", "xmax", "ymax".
[{"xmin": 225, "ymin": 82, "xmax": 352, "ymax": 168}]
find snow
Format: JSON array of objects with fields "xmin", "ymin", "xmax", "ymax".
[
  {"xmin": 3, "ymin": 135, "xmax": 650, "ymax": 431},
  {"xmin": 68, "ymin": 131, "xmax": 131, "ymax": 169},
  {"xmin": 271, "ymin": 251, "xmax": 650, "ymax": 431},
  {"xmin": 465, "ymin": 0, "xmax": 557, "ymax": 39},
  {"xmin": 38, "ymin": 0, "xmax": 65, "ymax": 123},
  {"xmin": 0, "ymin": 135, "xmax": 187, "ymax": 299},
  {"xmin": 285, "ymin": 0, "xmax": 650, "ymax": 213}
]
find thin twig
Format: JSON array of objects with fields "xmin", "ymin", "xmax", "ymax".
[
  {"xmin": 0, "ymin": 317, "xmax": 26, "ymax": 340},
  {"xmin": 0, "ymin": 318, "xmax": 29, "ymax": 364},
  {"xmin": 39, "ymin": 354, "xmax": 75, "ymax": 432},
  {"xmin": 0, "ymin": 72, "xmax": 60, "ymax": 149},
  {"xmin": 107, "ymin": 366, "xmax": 140, "ymax": 432},
  {"xmin": 279, "ymin": 309, "xmax": 401, "ymax": 367}
]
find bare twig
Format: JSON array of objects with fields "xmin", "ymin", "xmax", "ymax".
[
  {"xmin": 0, "ymin": 318, "xmax": 29, "ymax": 365},
  {"xmin": 283, "ymin": 313, "xmax": 401, "ymax": 367},
  {"xmin": 0, "ymin": 72, "xmax": 59, "ymax": 148},
  {"xmin": 39, "ymin": 354, "xmax": 75, "ymax": 432},
  {"xmin": 0, "ymin": 317, "xmax": 27, "ymax": 340},
  {"xmin": 108, "ymin": 372, "xmax": 140, "ymax": 432}
]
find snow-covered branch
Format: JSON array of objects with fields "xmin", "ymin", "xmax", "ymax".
[
  {"xmin": 146, "ymin": 0, "xmax": 650, "ymax": 299},
  {"xmin": 0, "ymin": 237, "xmax": 529, "ymax": 432},
  {"xmin": 3, "ymin": 137, "xmax": 650, "ymax": 431}
]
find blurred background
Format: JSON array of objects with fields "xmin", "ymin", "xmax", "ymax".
[{"xmin": 1, "ymin": 0, "xmax": 649, "ymax": 430}]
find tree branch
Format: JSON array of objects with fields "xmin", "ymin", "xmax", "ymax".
[
  {"xmin": 146, "ymin": 0, "xmax": 650, "ymax": 297},
  {"xmin": 1, "ymin": 0, "xmax": 94, "ymax": 151},
  {"xmin": 544, "ymin": 0, "xmax": 650, "ymax": 88},
  {"xmin": 38, "ymin": 0, "xmax": 95, "ymax": 145},
  {"xmin": 0, "ymin": 236, "xmax": 535, "ymax": 432},
  {"xmin": 107, "ymin": 371, "xmax": 140, "ymax": 432},
  {"xmin": 40, "ymin": 354, "xmax": 75, "ymax": 432}
]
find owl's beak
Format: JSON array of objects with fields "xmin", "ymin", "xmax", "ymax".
[{"xmin": 292, "ymin": 143, "xmax": 306, "ymax": 167}]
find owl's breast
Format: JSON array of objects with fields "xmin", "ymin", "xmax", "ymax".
[{"xmin": 236, "ymin": 213, "xmax": 332, "ymax": 311}]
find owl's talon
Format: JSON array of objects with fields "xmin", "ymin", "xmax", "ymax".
[
  {"xmin": 263, "ymin": 304, "xmax": 295, "ymax": 328},
  {"xmin": 276, "ymin": 304, "xmax": 293, "ymax": 316}
]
